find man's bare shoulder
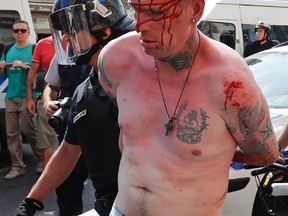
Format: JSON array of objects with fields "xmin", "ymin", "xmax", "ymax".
[
  {"xmin": 207, "ymin": 37, "xmax": 244, "ymax": 63},
  {"xmin": 197, "ymin": 35, "xmax": 260, "ymax": 111},
  {"xmin": 199, "ymin": 34, "xmax": 253, "ymax": 79},
  {"xmin": 103, "ymin": 31, "xmax": 140, "ymax": 55},
  {"xmin": 100, "ymin": 31, "xmax": 141, "ymax": 70}
]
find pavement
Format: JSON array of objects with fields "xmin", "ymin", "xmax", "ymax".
[{"xmin": 0, "ymin": 144, "xmax": 95, "ymax": 216}]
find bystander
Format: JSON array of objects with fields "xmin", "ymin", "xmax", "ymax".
[
  {"xmin": 26, "ymin": 35, "xmax": 57, "ymax": 169},
  {"xmin": 0, "ymin": 20, "xmax": 41, "ymax": 180}
]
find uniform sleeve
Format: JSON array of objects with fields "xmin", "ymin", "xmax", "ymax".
[{"xmin": 64, "ymin": 107, "xmax": 80, "ymax": 145}]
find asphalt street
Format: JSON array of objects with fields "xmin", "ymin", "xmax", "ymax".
[{"xmin": 0, "ymin": 144, "xmax": 95, "ymax": 216}]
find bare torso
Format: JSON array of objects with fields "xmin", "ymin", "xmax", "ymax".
[
  {"xmin": 99, "ymin": 32, "xmax": 273, "ymax": 216},
  {"xmin": 117, "ymin": 90, "xmax": 236, "ymax": 216}
]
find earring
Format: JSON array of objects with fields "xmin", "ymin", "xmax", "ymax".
[{"xmin": 192, "ymin": 18, "xmax": 198, "ymax": 23}]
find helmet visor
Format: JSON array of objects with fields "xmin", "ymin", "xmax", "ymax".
[{"xmin": 49, "ymin": 4, "xmax": 91, "ymax": 65}]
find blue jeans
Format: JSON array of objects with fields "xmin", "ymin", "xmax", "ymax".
[{"xmin": 109, "ymin": 204, "xmax": 125, "ymax": 216}]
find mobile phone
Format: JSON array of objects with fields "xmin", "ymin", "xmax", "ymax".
[{"xmin": 5, "ymin": 63, "xmax": 13, "ymax": 69}]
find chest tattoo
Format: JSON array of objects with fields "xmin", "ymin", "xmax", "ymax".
[{"xmin": 175, "ymin": 100, "xmax": 209, "ymax": 144}]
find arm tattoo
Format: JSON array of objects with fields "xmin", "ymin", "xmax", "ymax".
[
  {"xmin": 234, "ymin": 103, "xmax": 274, "ymax": 154},
  {"xmin": 98, "ymin": 68, "xmax": 112, "ymax": 88},
  {"xmin": 98, "ymin": 62, "xmax": 116, "ymax": 105},
  {"xmin": 107, "ymin": 92, "xmax": 117, "ymax": 106}
]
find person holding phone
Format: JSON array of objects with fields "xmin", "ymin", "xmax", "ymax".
[{"xmin": 0, "ymin": 20, "xmax": 41, "ymax": 180}]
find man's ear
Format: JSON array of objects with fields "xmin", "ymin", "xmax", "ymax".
[
  {"xmin": 103, "ymin": 28, "xmax": 112, "ymax": 40},
  {"xmin": 191, "ymin": 0, "xmax": 205, "ymax": 23}
]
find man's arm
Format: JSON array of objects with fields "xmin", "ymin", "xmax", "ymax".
[
  {"xmin": 98, "ymin": 47, "xmax": 118, "ymax": 105},
  {"xmin": 26, "ymin": 62, "xmax": 40, "ymax": 114},
  {"xmin": 15, "ymin": 141, "xmax": 81, "ymax": 216},
  {"xmin": 222, "ymin": 69, "xmax": 279, "ymax": 165},
  {"xmin": 27, "ymin": 141, "xmax": 81, "ymax": 201},
  {"xmin": 42, "ymin": 84, "xmax": 59, "ymax": 117},
  {"xmin": 231, "ymin": 98, "xmax": 279, "ymax": 165}
]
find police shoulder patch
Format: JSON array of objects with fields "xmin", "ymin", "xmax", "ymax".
[{"xmin": 73, "ymin": 109, "xmax": 87, "ymax": 123}]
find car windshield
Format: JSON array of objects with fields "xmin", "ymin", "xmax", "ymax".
[{"xmin": 246, "ymin": 49, "xmax": 288, "ymax": 108}]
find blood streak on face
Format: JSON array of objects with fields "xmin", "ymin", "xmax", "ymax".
[
  {"xmin": 131, "ymin": 0, "xmax": 182, "ymax": 46},
  {"xmin": 223, "ymin": 80, "xmax": 244, "ymax": 111}
]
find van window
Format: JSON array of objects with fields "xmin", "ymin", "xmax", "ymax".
[
  {"xmin": 198, "ymin": 21, "xmax": 236, "ymax": 49},
  {"xmin": 242, "ymin": 24, "xmax": 255, "ymax": 48},
  {"xmin": 242, "ymin": 24, "xmax": 288, "ymax": 47},
  {"xmin": 0, "ymin": 10, "xmax": 20, "ymax": 47}
]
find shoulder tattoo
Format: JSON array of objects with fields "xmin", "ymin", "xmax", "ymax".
[{"xmin": 99, "ymin": 68, "xmax": 112, "ymax": 89}]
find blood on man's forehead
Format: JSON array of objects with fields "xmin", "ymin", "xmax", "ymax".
[{"xmin": 128, "ymin": 0, "xmax": 181, "ymax": 9}]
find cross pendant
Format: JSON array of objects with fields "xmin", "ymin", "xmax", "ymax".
[{"xmin": 165, "ymin": 117, "xmax": 175, "ymax": 135}]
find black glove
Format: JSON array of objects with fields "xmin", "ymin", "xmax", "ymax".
[{"xmin": 15, "ymin": 197, "xmax": 44, "ymax": 216}]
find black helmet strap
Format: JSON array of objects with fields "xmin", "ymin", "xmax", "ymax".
[
  {"xmin": 75, "ymin": 42, "xmax": 102, "ymax": 66},
  {"xmin": 75, "ymin": 30, "xmax": 111, "ymax": 66}
]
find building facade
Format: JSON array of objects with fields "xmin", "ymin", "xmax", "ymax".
[{"xmin": 28, "ymin": 0, "xmax": 54, "ymax": 40}]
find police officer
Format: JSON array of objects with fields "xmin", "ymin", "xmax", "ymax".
[
  {"xmin": 14, "ymin": 0, "xmax": 135, "ymax": 215},
  {"xmin": 244, "ymin": 20, "xmax": 279, "ymax": 57}
]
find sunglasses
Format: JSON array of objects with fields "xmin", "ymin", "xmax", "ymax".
[{"xmin": 13, "ymin": 29, "xmax": 28, "ymax": 33}]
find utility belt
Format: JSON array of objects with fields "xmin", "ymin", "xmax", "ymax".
[{"xmin": 94, "ymin": 190, "xmax": 117, "ymax": 215}]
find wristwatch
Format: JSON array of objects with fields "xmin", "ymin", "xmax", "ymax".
[{"xmin": 26, "ymin": 65, "xmax": 31, "ymax": 71}]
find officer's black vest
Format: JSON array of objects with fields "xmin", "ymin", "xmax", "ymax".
[
  {"xmin": 58, "ymin": 64, "xmax": 92, "ymax": 99},
  {"xmin": 70, "ymin": 73, "xmax": 121, "ymax": 190}
]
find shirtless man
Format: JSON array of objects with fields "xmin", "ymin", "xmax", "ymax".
[{"xmin": 98, "ymin": 0, "xmax": 280, "ymax": 215}]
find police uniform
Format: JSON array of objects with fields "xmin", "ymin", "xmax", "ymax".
[
  {"xmin": 64, "ymin": 71, "xmax": 121, "ymax": 216},
  {"xmin": 55, "ymin": 64, "xmax": 92, "ymax": 216}
]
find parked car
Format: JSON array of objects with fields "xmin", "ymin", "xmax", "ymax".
[{"xmin": 223, "ymin": 44, "xmax": 288, "ymax": 216}]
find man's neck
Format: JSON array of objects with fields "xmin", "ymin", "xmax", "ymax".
[
  {"xmin": 259, "ymin": 39, "xmax": 267, "ymax": 45},
  {"xmin": 16, "ymin": 40, "xmax": 29, "ymax": 48}
]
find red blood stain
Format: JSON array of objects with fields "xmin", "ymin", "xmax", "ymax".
[
  {"xmin": 133, "ymin": 0, "xmax": 182, "ymax": 46},
  {"xmin": 223, "ymin": 80, "xmax": 243, "ymax": 110}
]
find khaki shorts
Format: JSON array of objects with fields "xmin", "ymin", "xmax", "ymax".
[{"xmin": 36, "ymin": 100, "xmax": 57, "ymax": 149}]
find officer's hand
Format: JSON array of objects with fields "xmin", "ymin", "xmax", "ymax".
[{"xmin": 15, "ymin": 197, "xmax": 44, "ymax": 216}]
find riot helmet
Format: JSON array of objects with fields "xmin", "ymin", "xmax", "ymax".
[{"xmin": 49, "ymin": 0, "xmax": 135, "ymax": 65}]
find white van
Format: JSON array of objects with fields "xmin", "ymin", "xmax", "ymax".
[
  {"xmin": 198, "ymin": 0, "xmax": 288, "ymax": 56},
  {"xmin": 0, "ymin": 0, "xmax": 36, "ymax": 149}
]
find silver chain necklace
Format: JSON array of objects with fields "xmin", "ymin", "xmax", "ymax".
[{"xmin": 154, "ymin": 34, "xmax": 200, "ymax": 136}]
